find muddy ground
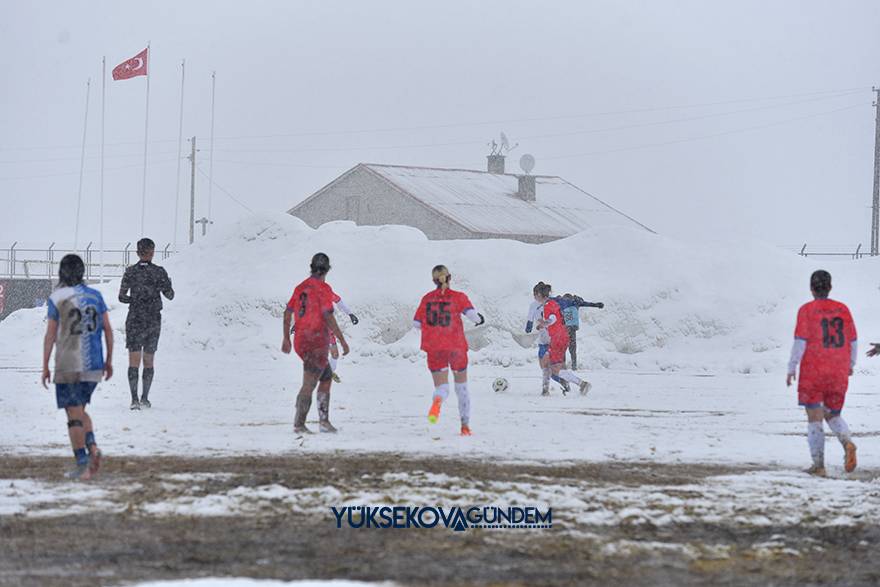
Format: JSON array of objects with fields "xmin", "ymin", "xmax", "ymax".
[{"xmin": 1, "ymin": 453, "xmax": 879, "ymax": 587}]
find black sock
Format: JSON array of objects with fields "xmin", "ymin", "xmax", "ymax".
[
  {"xmin": 142, "ymin": 368, "xmax": 154, "ymax": 401},
  {"xmin": 127, "ymin": 367, "xmax": 139, "ymax": 401}
]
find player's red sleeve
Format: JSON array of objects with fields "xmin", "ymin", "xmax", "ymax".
[
  {"xmin": 845, "ymin": 306, "xmax": 857, "ymax": 341},
  {"xmin": 319, "ymin": 287, "xmax": 333, "ymax": 314},
  {"xmin": 458, "ymin": 292, "xmax": 474, "ymax": 313},
  {"xmin": 286, "ymin": 290, "xmax": 298, "ymax": 313},
  {"xmin": 794, "ymin": 306, "xmax": 809, "ymax": 340},
  {"xmin": 413, "ymin": 298, "xmax": 426, "ymax": 323}
]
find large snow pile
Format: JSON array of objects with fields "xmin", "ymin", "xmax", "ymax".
[{"xmin": 3, "ymin": 212, "xmax": 880, "ymax": 374}]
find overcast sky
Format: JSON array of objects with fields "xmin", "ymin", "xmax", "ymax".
[{"xmin": 1, "ymin": 0, "xmax": 878, "ymax": 252}]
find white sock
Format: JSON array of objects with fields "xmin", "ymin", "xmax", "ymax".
[
  {"xmin": 826, "ymin": 416, "xmax": 852, "ymax": 447},
  {"xmin": 559, "ymin": 370, "xmax": 583, "ymax": 385},
  {"xmin": 329, "ymin": 357, "xmax": 338, "ymax": 372},
  {"xmin": 807, "ymin": 421, "xmax": 825, "ymax": 467},
  {"xmin": 454, "ymin": 382, "xmax": 470, "ymax": 426},
  {"xmin": 542, "ymin": 368, "xmax": 550, "ymax": 388},
  {"xmin": 434, "ymin": 383, "xmax": 449, "ymax": 402}
]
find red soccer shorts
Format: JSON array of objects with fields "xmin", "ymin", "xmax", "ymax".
[
  {"xmin": 295, "ymin": 342, "xmax": 330, "ymax": 376},
  {"xmin": 427, "ymin": 349, "xmax": 468, "ymax": 372},
  {"xmin": 548, "ymin": 337, "xmax": 568, "ymax": 365},
  {"xmin": 798, "ymin": 373, "xmax": 849, "ymax": 413}
]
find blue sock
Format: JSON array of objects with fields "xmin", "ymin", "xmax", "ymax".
[
  {"xmin": 74, "ymin": 448, "xmax": 88, "ymax": 466},
  {"xmin": 85, "ymin": 431, "xmax": 96, "ymax": 447}
]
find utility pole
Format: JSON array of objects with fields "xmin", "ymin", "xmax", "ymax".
[
  {"xmin": 872, "ymin": 88, "xmax": 880, "ymax": 256},
  {"xmin": 188, "ymin": 136, "xmax": 196, "ymax": 245}
]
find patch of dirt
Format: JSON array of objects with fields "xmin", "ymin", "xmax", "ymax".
[{"xmin": 1, "ymin": 454, "xmax": 878, "ymax": 587}]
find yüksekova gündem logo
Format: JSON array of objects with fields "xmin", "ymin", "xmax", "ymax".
[{"xmin": 331, "ymin": 505, "xmax": 552, "ymax": 532}]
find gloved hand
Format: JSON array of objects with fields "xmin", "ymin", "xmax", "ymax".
[
  {"xmin": 476, "ymin": 313, "xmax": 485, "ymax": 326},
  {"xmin": 596, "ymin": 302, "xmax": 604, "ymax": 309},
  {"xmin": 525, "ymin": 321, "xmax": 534, "ymax": 333},
  {"xmin": 349, "ymin": 313, "xmax": 359, "ymax": 325}
]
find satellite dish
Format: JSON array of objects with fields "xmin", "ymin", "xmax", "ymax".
[{"xmin": 519, "ymin": 153, "xmax": 536, "ymax": 175}]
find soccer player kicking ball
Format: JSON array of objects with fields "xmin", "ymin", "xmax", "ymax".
[
  {"xmin": 41, "ymin": 255, "xmax": 113, "ymax": 480},
  {"xmin": 414, "ymin": 265, "xmax": 484, "ymax": 436},
  {"xmin": 533, "ymin": 283, "xmax": 591, "ymax": 396},
  {"xmin": 282, "ymin": 253, "xmax": 349, "ymax": 434},
  {"xmin": 786, "ymin": 270, "xmax": 858, "ymax": 477}
]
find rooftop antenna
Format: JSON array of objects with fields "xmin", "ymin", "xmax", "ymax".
[
  {"xmin": 488, "ymin": 132, "xmax": 519, "ymax": 156},
  {"xmin": 519, "ymin": 153, "xmax": 536, "ymax": 175}
]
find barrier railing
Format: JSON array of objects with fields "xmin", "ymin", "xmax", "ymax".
[
  {"xmin": 1, "ymin": 243, "xmax": 176, "ymax": 282},
  {"xmin": 797, "ymin": 244, "xmax": 869, "ymax": 260}
]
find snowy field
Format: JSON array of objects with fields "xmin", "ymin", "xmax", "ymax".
[
  {"xmin": 2, "ymin": 215, "xmax": 880, "ymax": 586},
  {"xmin": 2, "ymin": 213, "xmax": 880, "ymax": 467}
]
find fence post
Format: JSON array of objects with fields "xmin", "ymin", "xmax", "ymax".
[
  {"xmin": 855, "ymin": 244, "xmax": 863, "ymax": 260},
  {"xmin": 9, "ymin": 242, "xmax": 16, "ymax": 278},
  {"xmin": 47, "ymin": 242, "xmax": 55, "ymax": 278},
  {"xmin": 163, "ymin": 243, "xmax": 171, "ymax": 260},
  {"xmin": 800, "ymin": 244, "xmax": 807, "ymax": 257},
  {"xmin": 123, "ymin": 242, "xmax": 131, "ymax": 268},
  {"xmin": 85, "ymin": 242, "xmax": 93, "ymax": 281}
]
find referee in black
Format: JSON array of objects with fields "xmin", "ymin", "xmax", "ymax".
[{"xmin": 119, "ymin": 238, "xmax": 174, "ymax": 410}]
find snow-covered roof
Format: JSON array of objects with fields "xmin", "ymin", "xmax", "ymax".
[{"xmin": 359, "ymin": 163, "xmax": 651, "ymax": 238}]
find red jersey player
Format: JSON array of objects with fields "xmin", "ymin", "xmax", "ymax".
[
  {"xmin": 533, "ymin": 282, "xmax": 591, "ymax": 395},
  {"xmin": 786, "ymin": 270, "xmax": 858, "ymax": 476},
  {"xmin": 282, "ymin": 252, "xmax": 349, "ymax": 434},
  {"xmin": 413, "ymin": 265, "xmax": 484, "ymax": 435}
]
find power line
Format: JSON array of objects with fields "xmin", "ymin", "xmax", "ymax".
[
  {"xmin": 200, "ymin": 92, "xmax": 870, "ymax": 156},
  {"xmin": 0, "ymin": 149, "xmax": 181, "ymax": 165},
  {"xmin": 0, "ymin": 157, "xmax": 177, "ymax": 182},
  {"xmin": 208, "ymin": 87, "xmax": 869, "ymax": 142},
  {"xmin": 0, "ymin": 86, "xmax": 869, "ymax": 153},
  {"xmin": 543, "ymin": 102, "xmax": 867, "ymax": 161},
  {"xmin": 196, "ymin": 165, "xmax": 254, "ymax": 213}
]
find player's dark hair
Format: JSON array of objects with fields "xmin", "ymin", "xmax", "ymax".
[
  {"xmin": 533, "ymin": 281, "xmax": 552, "ymax": 298},
  {"xmin": 310, "ymin": 252, "xmax": 331, "ymax": 276},
  {"xmin": 810, "ymin": 270, "xmax": 832, "ymax": 297},
  {"xmin": 432, "ymin": 265, "xmax": 451, "ymax": 291},
  {"xmin": 58, "ymin": 254, "xmax": 85, "ymax": 287},
  {"xmin": 137, "ymin": 238, "xmax": 155, "ymax": 254}
]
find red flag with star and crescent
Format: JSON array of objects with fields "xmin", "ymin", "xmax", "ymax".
[{"xmin": 112, "ymin": 48, "xmax": 148, "ymax": 81}]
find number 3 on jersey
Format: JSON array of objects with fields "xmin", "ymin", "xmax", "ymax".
[{"xmin": 298, "ymin": 292, "xmax": 308, "ymax": 318}]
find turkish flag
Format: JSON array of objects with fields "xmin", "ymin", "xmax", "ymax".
[{"xmin": 112, "ymin": 48, "xmax": 148, "ymax": 81}]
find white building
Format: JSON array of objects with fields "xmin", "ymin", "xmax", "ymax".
[{"xmin": 288, "ymin": 155, "xmax": 652, "ymax": 243}]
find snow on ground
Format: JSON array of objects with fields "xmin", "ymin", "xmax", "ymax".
[
  {"xmin": 1, "ymin": 213, "xmax": 879, "ymax": 468},
  {"xmin": 5, "ymin": 467, "xmax": 880, "ymax": 531}
]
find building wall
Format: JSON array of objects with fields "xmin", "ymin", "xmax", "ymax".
[{"xmin": 290, "ymin": 167, "xmax": 473, "ymax": 240}]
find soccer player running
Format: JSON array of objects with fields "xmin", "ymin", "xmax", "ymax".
[
  {"xmin": 118, "ymin": 238, "xmax": 174, "ymax": 410},
  {"xmin": 41, "ymin": 254, "xmax": 113, "ymax": 480},
  {"xmin": 414, "ymin": 265, "xmax": 484, "ymax": 435},
  {"xmin": 281, "ymin": 253, "xmax": 349, "ymax": 434},
  {"xmin": 786, "ymin": 270, "xmax": 858, "ymax": 477},
  {"xmin": 525, "ymin": 294, "xmax": 569, "ymax": 396},
  {"xmin": 533, "ymin": 282, "xmax": 591, "ymax": 396}
]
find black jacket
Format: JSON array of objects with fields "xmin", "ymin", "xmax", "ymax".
[{"xmin": 119, "ymin": 261, "xmax": 174, "ymax": 315}]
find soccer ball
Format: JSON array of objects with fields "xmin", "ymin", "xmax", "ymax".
[{"xmin": 492, "ymin": 377, "xmax": 509, "ymax": 393}]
